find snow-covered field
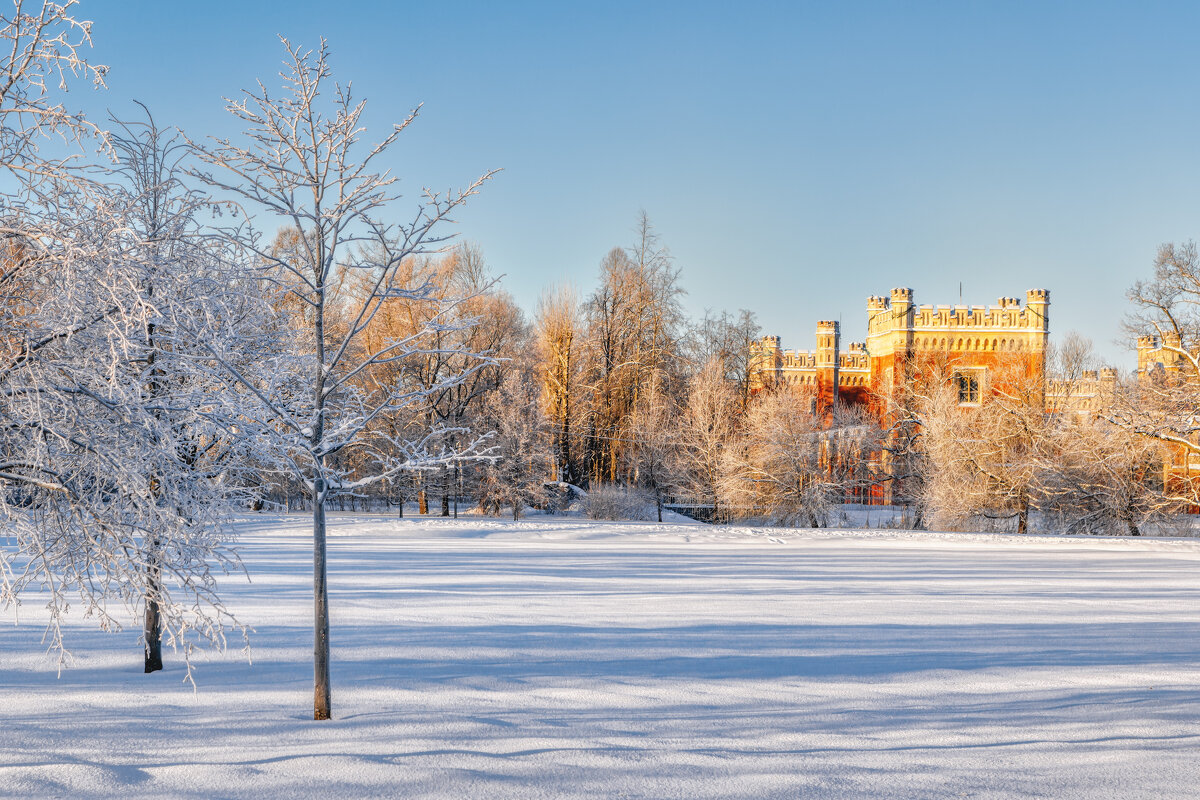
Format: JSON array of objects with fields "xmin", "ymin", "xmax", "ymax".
[{"xmin": 3, "ymin": 514, "xmax": 1200, "ymax": 799}]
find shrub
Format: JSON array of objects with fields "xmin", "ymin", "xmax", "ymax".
[{"xmin": 584, "ymin": 484, "xmax": 655, "ymax": 521}]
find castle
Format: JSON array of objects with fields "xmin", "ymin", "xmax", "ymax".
[
  {"xmin": 750, "ymin": 287, "xmax": 1200, "ymax": 508},
  {"xmin": 750, "ymin": 287, "xmax": 1052, "ymax": 419}
]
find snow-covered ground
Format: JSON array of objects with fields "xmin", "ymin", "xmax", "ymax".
[{"xmin": 3, "ymin": 515, "xmax": 1200, "ymax": 799}]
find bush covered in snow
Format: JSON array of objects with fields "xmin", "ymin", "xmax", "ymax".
[{"xmin": 584, "ymin": 484, "xmax": 655, "ymax": 521}]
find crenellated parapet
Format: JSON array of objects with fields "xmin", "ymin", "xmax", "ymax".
[
  {"xmin": 1046, "ymin": 365, "xmax": 1120, "ymax": 415},
  {"xmin": 1136, "ymin": 329, "xmax": 1187, "ymax": 375}
]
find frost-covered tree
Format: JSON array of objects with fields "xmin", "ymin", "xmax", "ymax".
[
  {"xmin": 687, "ymin": 308, "xmax": 761, "ymax": 412},
  {"xmin": 0, "ymin": 0, "xmax": 105, "ymax": 185},
  {"xmin": 102, "ymin": 107, "xmax": 269, "ymax": 672},
  {"xmin": 581, "ymin": 214, "xmax": 685, "ymax": 484},
  {"xmin": 721, "ymin": 388, "xmax": 865, "ymax": 527},
  {"xmin": 476, "ymin": 366, "xmax": 551, "ymax": 520},
  {"xmin": 0, "ymin": 107, "xmax": 264, "ymax": 678},
  {"xmin": 676, "ymin": 358, "xmax": 737, "ymax": 519},
  {"xmin": 627, "ymin": 373, "xmax": 679, "ymax": 522},
  {"xmin": 1109, "ymin": 241, "xmax": 1200, "ymax": 507},
  {"xmin": 0, "ymin": 4, "xmax": 253, "ymax": 674},
  {"xmin": 534, "ymin": 285, "xmax": 583, "ymax": 484},
  {"xmin": 189, "ymin": 39, "xmax": 495, "ymax": 719},
  {"xmin": 914, "ymin": 360, "xmax": 1048, "ymax": 533},
  {"xmin": 1039, "ymin": 414, "xmax": 1170, "ymax": 536}
]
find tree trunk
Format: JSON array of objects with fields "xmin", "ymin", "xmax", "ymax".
[
  {"xmin": 143, "ymin": 551, "xmax": 163, "ymax": 673},
  {"xmin": 313, "ymin": 476, "xmax": 331, "ymax": 720},
  {"xmin": 1017, "ymin": 498, "xmax": 1029, "ymax": 535},
  {"xmin": 441, "ymin": 465, "xmax": 450, "ymax": 516},
  {"xmin": 418, "ymin": 485, "xmax": 428, "ymax": 515}
]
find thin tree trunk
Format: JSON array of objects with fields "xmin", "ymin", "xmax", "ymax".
[
  {"xmin": 144, "ymin": 547, "xmax": 163, "ymax": 673},
  {"xmin": 441, "ymin": 465, "xmax": 450, "ymax": 516},
  {"xmin": 313, "ymin": 475, "xmax": 331, "ymax": 720}
]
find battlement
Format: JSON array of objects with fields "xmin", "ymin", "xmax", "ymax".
[
  {"xmin": 815, "ymin": 320, "xmax": 839, "ymax": 334},
  {"xmin": 1137, "ymin": 335, "xmax": 1159, "ymax": 350},
  {"xmin": 1046, "ymin": 363, "xmax": 1120, "ymax": 414},
  {"xmin": 907, "ymin": 302, "xmax": 1046, "ymax": 331},
  {"xmin": 866, "ymin": 288, "xmax": 1050, "ymax": 336}
]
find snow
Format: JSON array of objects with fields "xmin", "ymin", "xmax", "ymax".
[{"xmin": 3, "ymin": 514, "xmax": 1200, "ymax": 799}]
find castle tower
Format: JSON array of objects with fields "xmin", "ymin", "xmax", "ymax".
[
  {"xmin": 815, "ymin": 320, "xmax": 840, "ymax": 414},
  {"xmin": 1136, "ymin": 334, "xmax": 1161, "ymax": 375},
  {"xmin": 1099, "ymin": 367, "xmax": 1118, "ymax": 397},
  {"xmin": 1025, "ymin": 289, "xmax": 1051, "ymax": 357},
  {"xmin": 890, "ymin": 287, "xmax": 914, "ymax": 323},
  {"xmin": 749, "ymin": 335, "xmax": 783, "ymax": 391}
]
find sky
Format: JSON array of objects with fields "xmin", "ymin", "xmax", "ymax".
[{"xmin": 62, "ymin": 1, "xmax": 1200, "ymax": 365}]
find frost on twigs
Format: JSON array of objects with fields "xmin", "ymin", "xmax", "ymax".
[
  {"xmin": 187, "ymin": 37, "xmax": 498, "ymax": 718},
  {"xmin": 0, "ymin": 1, "xmax": 107, "ymax": 185}
]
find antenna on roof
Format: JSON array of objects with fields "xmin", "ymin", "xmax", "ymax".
[{"xmin": 959, "ymin": 281, "xmax": 963, "ymax": 303}]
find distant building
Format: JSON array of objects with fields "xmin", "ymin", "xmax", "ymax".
[
  {"xmin": 750, "ymin": 287, "xmax": 1051, "ymax": 418},
  {"xmin": 749, "ymin": 287, "xmax": 1053, "ymax": 504}
]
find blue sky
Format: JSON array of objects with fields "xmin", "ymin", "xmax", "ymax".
[{"xmin": 68, "ymin": 1, "xmax": 1200, "ymax": 363}]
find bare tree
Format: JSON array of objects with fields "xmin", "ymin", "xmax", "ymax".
[
  {"xmin": 688, "ymin": 308, "xmax": 761, "ymax": 412},
  {"xmin": 720, "ymin": 387, "xmax": 880, "ymax": 527},
  {"xmin": 915, "ymin": 360, "xmax": 1047, "ymax": 533},
  {"xmin": 0, "ymin": 3, "xmax": 255, "ymax": 673},
  {"xmin": 535, "ymin": 285, "xmax": 583, "ymax": 484},
  {"xmin": 1111, "ymin": 241, "xmax": 1200, "ymax": 507},
  {"xmin": 676, "ymin": 358, "xmax": 737, "ymax": 519},
  {"xmin": 581, "ymin": 214, "xmax": 685, "ymax": 483},
  {"xmin": 1039, "ymin": 413, "xmax": 1172, "ymax": 536},
  {"xmin": 627, "ymin": 372, "xmax": 679, "ymax": 522},
  {"xmin": 476, "ymin": 365, "xmax": 551, "ymax": 520},
  {"xmin": 0, "ymin": 0, "xmax": 106, "ymax": 184},
  {"xmin": 189, "ymin": 39, "xmax": 496, "ymax": 719}
]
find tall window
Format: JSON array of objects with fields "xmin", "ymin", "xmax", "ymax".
[{"xmin": 955, "ymin": 372, "xmax": 980, "ymax": 404}]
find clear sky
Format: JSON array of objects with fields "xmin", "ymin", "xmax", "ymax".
[{"xmin": 65, "ymin": 1, "xmax": 1200, "ymax": 364}]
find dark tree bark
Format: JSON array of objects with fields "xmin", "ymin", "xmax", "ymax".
[
  {"xmin": 144, "ymin": 553, "xmax": 163, "ymax": 673},
  {"xmin": 313, "ymin": 476, "xmax": 331, "ymax": 720}
]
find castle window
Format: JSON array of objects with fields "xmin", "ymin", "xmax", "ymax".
[{"xmin": 955, "ymin": 371, "xmax": 980, "ymax": 404}]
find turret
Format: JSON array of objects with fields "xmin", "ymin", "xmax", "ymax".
[
  {"xmin": 1136, "ymin": 334, "xmax": 1162, "ymax": 374},
  {"xmin": 815, "ymin": 320, "xmax": 840, "ymax": 415},
  {"xmin": 1026, "ymin": 289, "xmax": 1050, "ymax": 326},
  {"xmin": 750, "ymin": 335, "xmax": 784, "ymax": 391}
]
